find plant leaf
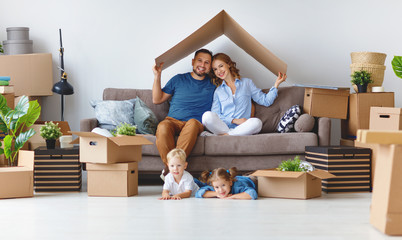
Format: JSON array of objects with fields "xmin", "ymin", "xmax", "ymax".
[
  {"xmin": 17, "ymin": 100, "xmax": 41, "ymax": 128},
  {"xmin": 10, "ymin": 95, "xmax": 29, "ymax": 119},
  {"xmin": 3, "ymin": 135, "xmax": 13, "ymax": 159},
  {"xmin": 392, "ymin": 56, "xmax": 402, "ymax": 79},
  {"xmin": 14, "ymin": 128, "xmax": 36, "ymax": 151}
]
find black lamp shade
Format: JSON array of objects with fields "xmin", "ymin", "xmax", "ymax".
[{"xmin": 52, "ymin": 79, "xmax": 74, "ymax": 95}]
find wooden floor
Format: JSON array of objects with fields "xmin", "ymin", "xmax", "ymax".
[{"xmin": 0, "ymin": 173, "xmax": 398, "ymax": 240}]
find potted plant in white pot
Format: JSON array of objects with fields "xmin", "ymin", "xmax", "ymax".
[
  {"xmin": 351, "ymin": 70, "xmax": 373, "ymax": 93},
  {"xmin": 40, "ymin": 121, "xmax": 62, "ymax": 149},
  {"xmin": 0, "ymin": 95, "xmax": 41, "ymax": 166}
]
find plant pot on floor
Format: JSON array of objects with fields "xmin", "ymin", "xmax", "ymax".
[{"xmin": 46, "ymin": 139, "xmax": 56, "ymax": 149}]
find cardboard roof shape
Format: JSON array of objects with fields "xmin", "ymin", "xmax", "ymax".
[{"xmin": 155, "ymin": 10, "xmax": 287, "ymax": 75}]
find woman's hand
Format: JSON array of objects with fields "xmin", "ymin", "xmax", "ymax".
[
  {"xmin": 232, "ymin": 118, "xmax": 247, "ymax": 125},
  {"xmin": 274, "ymin": 72, "xmax": 287, "ymax": 89}
]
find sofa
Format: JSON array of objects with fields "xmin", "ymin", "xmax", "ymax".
[{"xmin": 80, "ymin": 86, "xmax": 331, "ymax": 175}]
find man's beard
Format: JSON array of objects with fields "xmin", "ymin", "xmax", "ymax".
[{"xmin": 193, "ymin": 68, "xmax": 207, "ymax": 77}]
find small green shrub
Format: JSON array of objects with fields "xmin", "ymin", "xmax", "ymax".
[
  {"xmin": 115, "ymin": 123, "xmax": 136, "ymax": 136},
  {"xmin": 40, "ymin": 121, "xmax": 62, "ymax": 140},
  {"xmin": 277, "ymin": 156, "xmax": 309, "ymax": 172},
  {"xmin": 351, "ymin": 70, "xmax": 373, "ymax": 85}
]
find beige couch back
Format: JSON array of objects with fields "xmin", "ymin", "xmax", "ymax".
[{"xmin": 103, "ymin": 86, "xmax": 305, "ymax": 134}]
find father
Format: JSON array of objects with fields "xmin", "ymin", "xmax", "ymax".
[{"xmin": 152, "ymin": 49, "xmax": 216, "ymax": 175}]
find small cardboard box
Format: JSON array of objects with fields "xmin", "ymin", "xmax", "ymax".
[
  {"xmin": 303, "ymin": 87, "xmax": 350, "ymax": 119},
  {"xmin": 70, "ymin": 132, "xmax": 153, "ymax": 164},
  {"xmin": 0, "ymin": 53, "xmax": 53, "ymax": 96},
  {"xmin": 86, "ymin": 162, "xmax": 138, "ymax": 197},
  {"xmin": 370, "ymin": 107, "xmax": 402, "ymax": 131},
  {"xmin": 0, "ymin": 150, "xmax": 34, "ymax": 199},
  {"xmin": 251, "ymin": 169, "xmax": 335, "ymax": 199},
  {"xmin": 2, "ymin": 93, "xmax": 15, "ymax": 109},
  {"xmin": 341, "ymin": 92, "xmax": 394, "ymax": 139},
  {"xmin": 27, "ymin": 121, "xmax": 71, "ymax": 150}
]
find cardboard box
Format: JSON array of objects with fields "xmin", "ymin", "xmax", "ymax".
[
  {"xmin": 27, "ymin": 121, "xmax": 71, "ymax": 150},
  {"xmin": 86, "ymin": 162, "xmax": 138, "ymax": 197},
  {"xmin": 155, "ymin": 10, "xmax": 286, "ymax": 75},
  {"xmin": 2, "ymin": 93, "xmax": 15, "ymax": 109},
  {"xmin": 0, "ymin": 150, "xmax": 34, "ymax": 199},
  {"xmin": 341, "ymin": 92, "xmax": 394, "ymax": 139},
  {"xmin": 71, "ymin": 132, "xmax": 153, "ymax": 164},
  {"xmin": 340, "ymin": 138, "xmax": 354, "ymax": 147},
  {"xmin": 303, "ymin": 87, "xmax": 350, "ymax": 119},
  {"xmin": 0, "ymin": 53, "xmax": 53, "ymax": 96},
  {"xmin": 305, "ymin": 146, "xmax": 372, "ymax": 193},
  {"xmin": 354, "ymin": 140, "xmax": 379, "ymax": 185},
  {"xmin": 357, "ymin": 130, "xmax": 402, "ymax": 235},
  {"xmin": 370, "ymin": 107, "xmax": 402, "ymax": 131},
  {"xmin": 251, "ymin": 169, "xmax": 335, "ymax": 199}
]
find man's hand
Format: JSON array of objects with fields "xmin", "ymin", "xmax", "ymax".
[
  {"xmin": 274, "ymin": 72, "xmax": 287, "ymax": 89},
  {"xmin": 152, "ymin": 62, "xmax": 164, "ymax": 76}
]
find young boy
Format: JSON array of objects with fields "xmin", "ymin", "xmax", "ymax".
[{"xmin": 159, "ymin": 148, "xmax": 199, "ymax": 200}]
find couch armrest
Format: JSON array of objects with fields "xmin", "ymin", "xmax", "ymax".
[
  {"xmin": 317, "ymin": 117, "xmax": 331, "ymax": 146},
  {"xmin": 80, "ymin": 118, "xmax": 99, "ymax": 132}
]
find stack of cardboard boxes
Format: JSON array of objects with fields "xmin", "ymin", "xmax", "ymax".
[{"xmin": 71, "ymin": 132, "xmax": 152, "ymax": 197}]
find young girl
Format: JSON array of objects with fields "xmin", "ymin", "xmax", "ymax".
[
  {"xmin": 195, "ymin": 167, "xmax": 257, "ymax": 200},
  {"xmin": 202, "ymin": 53, "xmax": 287, "ymax": 136}
]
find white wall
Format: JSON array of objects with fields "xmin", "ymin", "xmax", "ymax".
[{"xmin": 1, "ymin": 0, "xmax": 402, "ymax": 144}]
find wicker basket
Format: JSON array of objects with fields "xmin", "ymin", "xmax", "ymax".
[
  {"xmin": 351, "ymin": 52, "xmax": 387, "ymax": 65},
  {"xmin": 350, "ymin": 63, "xmax": 386, "ymax": 92}
]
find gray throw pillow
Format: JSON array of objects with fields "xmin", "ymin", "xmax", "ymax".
[
  {"xmin": 134, "ymin": 97, "xmax": 158, "ymax": 135},
  {"xmin": 90, "ymin": 98, "xmax": 136, "ymax": 129},
  {"xmin": 294, "ymin": 114, "xmax": 315, "ymax": 132}
]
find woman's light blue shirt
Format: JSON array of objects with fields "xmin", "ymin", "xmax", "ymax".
[{"xmin": 211, "ymin": 78, "xmax": 278, "ymax": 128}]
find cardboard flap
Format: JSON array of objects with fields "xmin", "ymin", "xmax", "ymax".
[
  {"xmin": 357, "ymin": 129, "xmax": 402, "ymax": 145},
  {"xmin": 155, "ymin": 10, "xmax": 287, "ymax": 75},
  {"xmin": 251, "ymin": 169, "xmax": 304, "ymax": 178},
  {"xmin": 109, "ymin": 136, "xmax": 153, "ymax": 146},
  {"xmin": 86, "ymin": 162, "xmax": 137, "ymax": 171},
  {"xmin": 308, "ymin": 169, "xmax": 335, "ymax": 179},
  {"xmin": 70, "ymin": 131, "xmax": 105, "ymax": 138},
  {"xmin": 17, "ymin": 150, "xmax": 34, "ymax": 170}
]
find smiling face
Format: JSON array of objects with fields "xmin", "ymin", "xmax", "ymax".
[
  {"xmin": 212, "ymin": 178, "xmax": 233, "ymax": 198},
  {"xmin": 212, "ymin": 59, "xmax": 231, "ymax": 80},
  {"xmin": 192, "ymin": 52, "xmax": 212, "ymax": 78},
  {"xmin": 168, "ymin": 156, "xmax": 188, "ymax": 181}
]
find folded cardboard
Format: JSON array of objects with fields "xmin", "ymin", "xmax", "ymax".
[
  {"xmin": 370, "ymin": 107, "xmax": 402, "ymax": 131},
  {"xmin": 341, "ymin": 92, "xmax": 394, "ymax": 139},
  {"xmin": 86, "ymin": 162, "xmax": 138, "ymax": 197},
  {"xmin": 0, "ymin": 150, "xmax": 34, "ymax": 199},
  {"xmin": 354, "ymin": 140, "xmax": 379, "ymax": 185},
  {"xmin": 70, "ymin": 132, "xmax": 153, "ymax": 164},
  {"xmin": 0, "ymin": 53, "xmax": 53, "ymax": 96},
  {"xmin": 27, "ymin": 121, "xmax": 71, "ymax": 150},
  {"xmin": 155, "ymin": 10, "xmax": 286, "ymax": 75},
  {"xmin": 302, "ymin": 87, "xmax": 350, "ymax": 119},
  {"xmin": 251, "ymin": 168, "xmax": 335, "ymax": 199},
  {"xmin": 305, "ymin": 146, "xmax": 372, "ymax": 193}
]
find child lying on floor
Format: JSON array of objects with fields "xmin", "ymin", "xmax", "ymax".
[{"xmin": 195, "ymin": 167, "xmax": 257, "ymax": 200}]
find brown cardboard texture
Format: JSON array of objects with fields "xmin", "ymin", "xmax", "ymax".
[
  {"xmin": 155, "ymin": 10, "xmax": 286, "ymax": 75},
  {"xmin": 0, "ymin": 53, "xmax": 53, "ymax": 96},
  {"xmin": 0, "ymin": 150, "xmax": 34, "ymax": 199},
  {"xmin": 370, "ymin": 107, "xmax": 402, "ymax": 131},
  {"xmin": 2, "ymin": 93, "xmax": 15, "ymax": 109},
  {"xmin": 354, "ymin": 140, "xmax": 379, "ymax": 185},
  {"xmin": 341, "ymin": 92, "xmax": 394, "ymax": 138},
  {"xmin": 251, "ymin": 169, "xmax": 335, "ymax": 199},
  {"xmin": 303, "ymin": 88, "xmax": 350, "ymax": 119},
  {"xmin": 86, "ymin": 162, "xmax": 138, "ymax": 197},
  {"xmin": 27, "ymin": 121, "xmax": 71, "ymax": 150},
  {"xmin": 340, "ymin": 138, "xmax": 354, "ymax": 147},
  {"xmin": 357, "ymin": 129, "xmax": 402, "ymax": 145},
  {"xmin": 70, "ymin": 132, "xmax": 153, "ymax": 164}
]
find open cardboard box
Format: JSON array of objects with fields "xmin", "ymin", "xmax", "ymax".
[
  {"xmin": 155, "ymin": 10, "xmax": 287, "ymax": 75},
  {"xmin": 251, "ymin": 168, "xmax": 335, "ymax": 199},
  {"xmin": 70, "ymin": 132, "xmax": 153, "ymax": 164},
  {"xmin": 0, "ymin": 150, "xmax": 34, "ymax": 199}
]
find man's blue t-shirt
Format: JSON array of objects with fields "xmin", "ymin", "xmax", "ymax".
[{"xmin": 162, "ymin": 73, "xmax": 215, "ymax": 122}]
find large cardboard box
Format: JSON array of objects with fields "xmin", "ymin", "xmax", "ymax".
[
  {"xmin": 27, "ymin": 121, "xmax": 71, "ymax": 150},
  {"xmin": 305, "ymin": 146, "xmax": 372, "ymax": 193},
  {"xmin": 251, "ymin": 169, "xmax": 334, "ymax": 199},
  {"xmin": 0, "ymin": 53, "xmax": 53, "ymax": 96},
  {"xmin": 86, "ymin": 162, "xmax": 138, "ymax": 197},
  {"xmin": 341, "ymin": 92, "xmax": 394, "ymax": 139},
  {"xmin": 2, "ymin": 93, "xmax": 15, "ymax": 109},
  {"xmin": 354, "ymin": 140, "xmax": 379, "ymax": 185},
  {"xmin": 0, "ymin": 150, "xmax": 34, "ymax": 199},
  {"xmin": 357, "ymin": 129, "xmax": 402, "ymax": 236},
  {"xmin": 71, "ymin": 132, "xmax": 153, "ymax": 164},
  {"xmin": 370, "ymin": 107, "xmax": 402, "ymax": 131},
  {"xmin": 155, "ymin": 10, "xmax": 286, "ymax": 75},
  {"xmin": 303, "ymin": 87, "xmax": 350, "ymax": 119}
]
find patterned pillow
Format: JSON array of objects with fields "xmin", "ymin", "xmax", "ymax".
[
  {"xmin": 134, "ymin": 97, "xmax": 158, "ymax": 135},
  {"xmin": 90, "ymin": 98, "xmax": 136, "ymax": 130},
  {"xmin": 277, "ymin": 105, "xmax": 302, "ymax": 133}
]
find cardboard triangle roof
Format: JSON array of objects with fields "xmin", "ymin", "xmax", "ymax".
[{"xmin": 155, "ymin": 10, "xmax": 287, "ymax": 75}]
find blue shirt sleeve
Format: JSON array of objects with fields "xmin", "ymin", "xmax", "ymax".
[
  {"xmin": 195, "ymin": 185, "xmax": 215, "ymax": 198},
  {"xmin": 162, "ymin": 75, "xmax": 178, "ymax": 95},
  {"xmin": 211, "ymin": 86, "xmax": 234, "ymax": 126},
  {"xmin": 232, "ymin": 176, "xmax": 258, "ymax": 200},
  {"xmin": 248, "ymin": 78, "xmax": 278, "ymax": 107}
]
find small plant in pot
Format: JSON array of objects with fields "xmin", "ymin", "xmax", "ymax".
[
  {"xmin": 277, "ymin": 156, "xmax": 314, "ymax": 172},
  {"xmin": 40, "ymin": 121, "xmax": 62, "ymax": 149},
  {"xmin": 351, "ymin": 70, "xmax": 373, "ymax": 93},
  {"xmin": 114, "ymin": 123, "xmax": 136, "ymax": 136}
]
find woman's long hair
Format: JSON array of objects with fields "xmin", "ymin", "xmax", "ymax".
[{"xmin": 210, "ymin": 53, "xmax": 241, "ymax": 87}]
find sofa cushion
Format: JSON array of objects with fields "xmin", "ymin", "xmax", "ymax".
[
  {"xmin": 134, "ymin": 97, "xmax": 158, "ymax": 135},
  {"xmin": 90, "ymin": 98, "xmax": 136, "ymax": 130},
  {"xmin": 295, "ymin": 114, "xmax": 315, "ymax": 132},
  {"xmin": 204, "ymin": 133, "xmax": 317, "ymax": 155},
  {"xmin": 277, "ymin": 105, "xmax": 301, "ymax": 133}
]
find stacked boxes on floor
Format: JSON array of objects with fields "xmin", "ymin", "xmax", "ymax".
[
  {"xmin": 305, "ymin": 146, "xmax": 372, "ymax": 193},
  {"xmin": 71, "ymin": 132, "xmax": 153, "ymax": 197}
]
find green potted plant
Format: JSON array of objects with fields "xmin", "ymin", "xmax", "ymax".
[
  {"xmin": 0, "ymin": 95, "xmax": 41, "ymax": 166},
  {"xmin": 0, "ymin": 43, "xmax": 4, "ymax": 54},
  {"xmin": 351, "ymin": 70, "xmax": 373, "ymax": 93},
  {"xmin": 391, "ymin": 56, "xmax": 402, "ymax": 79},
  {"xmin": 114, "ymin": 122, "xmax": 136, "ymax": 136},
  {"xmin": 40, "ymin": 121, "xmax": 62, "ymax": 149},
  {"xmin": 277, "ymin": 156, "xmax": 313, "ymax": 172}
]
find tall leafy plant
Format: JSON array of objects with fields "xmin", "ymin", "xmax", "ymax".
[
  {"xmin": 391, "ymin": 56, "xmax": 402, "ymax": 79},
  {"xmin": 0, "ymin": 95, "xmax": 41, "ymax": 166}
]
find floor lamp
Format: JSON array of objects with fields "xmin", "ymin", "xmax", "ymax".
[{"xmin": 52, "ymin": 29, "xmax": 73, "ymax": 121}]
